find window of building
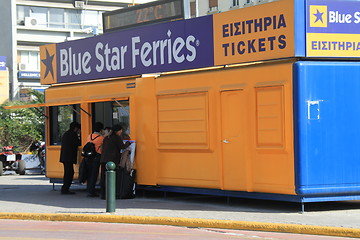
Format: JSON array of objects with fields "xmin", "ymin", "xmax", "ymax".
[
  {"xmin": 83, "ymin": 10, "xmax": 101, "ymax": 29},
  {"xmin": 190, "ymin": 2, "xmax": 196, "ymax": 17},
  {"xmin": 18, "ymin": 50, "xmax": 40, "ymax": 71},
  {"xmin": 49, "ymin": 8, "xmax": 65, "ymax": 28},
  {"xmin": 233, "ymin": 0, "xmax": 240, "ymax": 6},
  {"xmin": 17, "ymin": 5, "xmax": 30, "ymax": 24},
  {"xmin": 17, "ymin": 5, "xmax": 103, "ymax": 32},
  {"xmin": 65, "ymin": 9, "xmax": 82, "ymax": 29},
  {"xmin": 209, "ymin": 0, "xmax": 218, "ymax": 7},
  {"xmin": 30, "ymin": 7, "xmax": 48, "ymax": 27},
  {"xmin": 49, "ymin": 105, "xmax": 80, "ymax": 145},
  {"xmin": 209, "ymin": 0, "xmax": 218, "ymax": 11}
]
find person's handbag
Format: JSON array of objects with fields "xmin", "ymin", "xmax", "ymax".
[
  {"xmin": 78, "ymin": 158, "xmax": 87, "ymax": 184},
  {"xmin": 119, "ymin": 149, "xmax": 132, "ymax": 172}
]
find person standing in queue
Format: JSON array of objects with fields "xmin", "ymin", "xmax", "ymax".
[
  {"xmin": 85, "ymin": 122, "xmax": 104, "ymax": 197},
  {"xmin": 100, "ymin": 124, "xmax": 131, "ymax": 199},
  {"xmin": 59, "ymin": 122, "xmax": 81, "ymax": 194},
  {"xmin": 103, "ymin": 127, "xmax": 112, "ymax": 137}
]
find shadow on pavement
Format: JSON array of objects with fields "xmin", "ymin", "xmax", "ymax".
[{"xmin": 1, "ymin": 174, "xmax": 360, "ymax": 214}]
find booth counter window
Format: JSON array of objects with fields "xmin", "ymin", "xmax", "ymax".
[
  {"xmin": 92, "ymin": 100, "xmax": 130, "ymax": 133},
  {"xmin": 49, "ymin": 105, "xmax": 80, "ymax": 145}
]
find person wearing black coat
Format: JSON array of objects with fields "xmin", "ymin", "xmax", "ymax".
[
  {"xmin": 59, "ymin": 122, "xmax": 81, "ymax": 194},
  {"xmin": 100, "ymin": 124, "xmax": 131, "ymax": 199}
]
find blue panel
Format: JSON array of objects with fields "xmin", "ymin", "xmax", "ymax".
[
  {"xmin": 294, "ymin": 61, "xmax": 360, "ymax": 195},
  {"xmin": 294, "ymin": 0, "xmax": 306, "ymax": 56}
]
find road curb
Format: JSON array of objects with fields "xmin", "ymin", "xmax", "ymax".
[{"xmin": 0, "ymin": 212, "xmax": 359, "ymax": 238}]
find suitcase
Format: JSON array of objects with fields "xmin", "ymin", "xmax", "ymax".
[{"xmin": 117, "ymin": 167, "xmax": 136, "ymax": 199}]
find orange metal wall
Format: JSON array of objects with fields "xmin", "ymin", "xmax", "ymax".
[
  {"xmin": 45, "ymin": 61, "xmax": 295, "ymax": 195},
  {"xmin": 45, "ymin": 78, "xmax": 136, "ymax": 179},
  {"xmin": 136, "ymin": 61, "xmax": 295, "ymax": 194}
]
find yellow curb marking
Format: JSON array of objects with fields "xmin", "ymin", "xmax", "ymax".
[{"xmin": 0, "ymin": 212, "xmax": 359, "ymax": 238}]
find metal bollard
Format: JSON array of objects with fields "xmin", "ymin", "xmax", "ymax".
[{"xmin": 106, "ymin": 161, "xmax": 116, "ymax": 213}]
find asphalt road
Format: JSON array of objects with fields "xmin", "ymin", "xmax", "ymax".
[
  {"xmin": 1, "ymin": 173, "xmax": 360, "ymax": 238},
  {"xmin": 0, "ymin": 219, "xmax": 357, "ymax": 240}
]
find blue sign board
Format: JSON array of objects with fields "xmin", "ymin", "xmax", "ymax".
[
  {"xmin": 307, "ymin": 0, "xmax": 360, "ymax": 34},
  {"xmin": 306, "ymin": 0, "xmax": 360, "ymax": 57},
  {"xmin": 55, "ymin": 15, "xmax": 214, "ymax": 83},
  {"xmin": 0, "ymin": 56, "xmax": 6, "ymax": 71},
  {"xmin": 18, "ymin": 71, "xmax": 41, "ymax": 79}
]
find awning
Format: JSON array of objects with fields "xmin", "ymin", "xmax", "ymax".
[
  {"xmin": 82, "ymin": 97, "xmax": 129, "ymax": 103},
  {"xmin": 4, "ymin": 101, "xmax": 82, "ymax": 110},
  {"xmin": 4, "ymin": 103, "xmax": 46, "ymax": 110},
  {"xmin": 4, "ymin": 97, "xmax": 129, "ymax": 110},
  {"xmin": 4, "ymin": 103, "xmax": 48, "ymax": 118},
  {"xmin": 4, "ymin": 102, "xmax": 83, "ymax": 118}
]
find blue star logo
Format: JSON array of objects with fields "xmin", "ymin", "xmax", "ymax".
[
  {"xmin": 313, "ymin": 9, "xmax": 324, "ymax": 23},
  {"xmin": 41, "ymin": 49, "xmax": 55, "ymax": 79}
]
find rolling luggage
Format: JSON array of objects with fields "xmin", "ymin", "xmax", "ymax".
[{"xmin": 117, "ymin": 167, "xmax": 136, "ymax": 199}]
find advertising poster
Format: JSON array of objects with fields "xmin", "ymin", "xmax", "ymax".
[{"xmin": 0, "ymin": 56, "xmax": 6, "ymax": 71}]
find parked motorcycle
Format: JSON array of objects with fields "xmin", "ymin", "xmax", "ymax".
[
  {"xmin": 0, "ymin": 146, "xmax": 25, "ymax": 176},
  {"xmin": 29, "ymin": 141, "xmax": 46, "ymax": 174}
]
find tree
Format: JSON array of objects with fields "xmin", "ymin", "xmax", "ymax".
[{"xmin": 0, "ymin": 90, "xmax": 45, "ymax": 152}]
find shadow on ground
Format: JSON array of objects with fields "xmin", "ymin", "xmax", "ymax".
[{"xmin": 1, "ymin": 175, "xmax": 360, "ymax": 214}]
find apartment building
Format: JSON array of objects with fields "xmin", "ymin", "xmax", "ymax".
[{"xmin": 190, "ymin": 0, "xmax": 276, "ymax": 17}]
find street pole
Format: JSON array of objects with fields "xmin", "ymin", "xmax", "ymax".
[{"xmin": 106, "ymin": 161, "xmax": 116, "ymax": 213}]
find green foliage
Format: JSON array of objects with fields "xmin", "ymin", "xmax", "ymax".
[{"xmin": 0, "ymin": 90, "xmax": 45, "ymax": 152}]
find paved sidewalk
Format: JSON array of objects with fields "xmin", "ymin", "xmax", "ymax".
[{"xmin": 1, "ymin": 174, "xmax": 360, "ymax": 238}]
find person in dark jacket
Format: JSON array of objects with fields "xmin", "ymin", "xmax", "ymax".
[
  {"xmin": 59, "ymin": 122, "xmax": 81, "ymax": 194},
  {"xmin": 100, "ymin": 124, "xmax": 131, "ymax": 199},
  {"xmin": 85, "ymin": 122, "xmax": 104, "ymax": 197}
]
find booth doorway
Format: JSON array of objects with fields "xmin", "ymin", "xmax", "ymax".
[{"xmin": 220, "ymin": 90, "xmax": 247, "ymax": 191}]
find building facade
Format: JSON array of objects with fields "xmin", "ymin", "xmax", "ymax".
[{"xmin": 190, "ymin": 0, "xmax": 276, "ymax": 17}]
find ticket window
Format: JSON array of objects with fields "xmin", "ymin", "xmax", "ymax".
[
  {"xmin": 92, "ymin": 100, "xmax": 130, "ymax": 134},
  {"xmin": 49, "ymin": 104, "xmax": 81, "ymax": 145}
]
